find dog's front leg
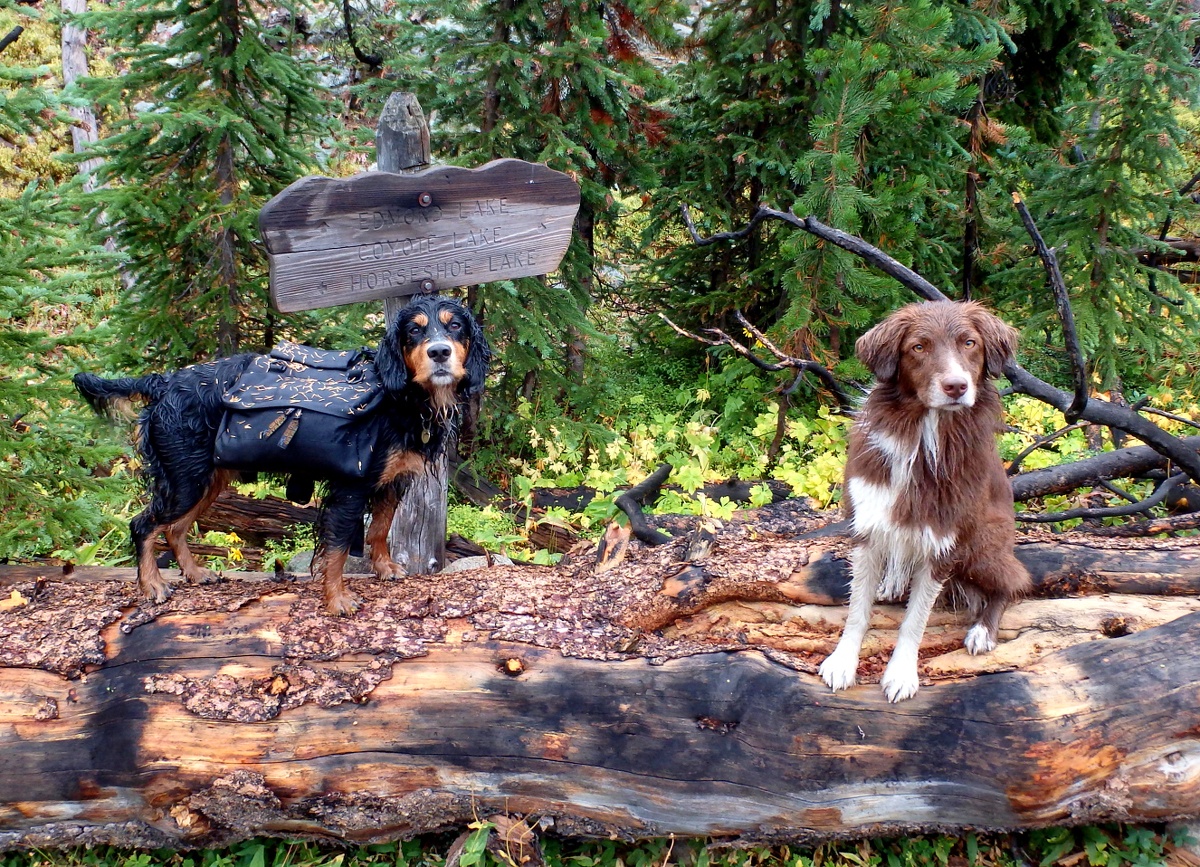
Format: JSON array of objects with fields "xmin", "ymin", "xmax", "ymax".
[
  {"xmin": 880, "ymin": 564, "xmax": 943, "ymax": 702},
  {"xmin": 366, "ymin": 485, "xmax": 405, "ymax": 580},
  {"xmin": 315, "ymin": 485, "xmax": 370, "ymax": 616},
  {"xmin": 819, "ymin": 540, "xmax": 886, "ymax": 692}
]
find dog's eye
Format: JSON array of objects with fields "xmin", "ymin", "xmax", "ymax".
[
  {"xmin": 448, "ymin": 320, "xmax": 462, "ymax": 332},
  {"xmin": 407, "ymin": 324, "xmax": 424, "ymax": 337},
  {"xmin": 912, "ymin": 343, "xmax": 924, "ymax": 353},
  {"xmin": 964, "ymin": 338, "xmax": 976, "ymax": 347}
]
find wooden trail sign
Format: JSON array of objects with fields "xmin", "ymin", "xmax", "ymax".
[{"xmin": 259, "ymin": 159, "xmax": 581, "ymax": 313}]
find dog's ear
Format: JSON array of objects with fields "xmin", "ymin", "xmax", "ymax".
[
  {"xmin": 375, "ymin": 315, "xmax": 409, "ymax": 392},
  {"xmin": 856, "ymin": 307, "xmax": 914, "ymax": 381},
  {"xmin": 461, "ymin": 310, "xmax": 492, "ymax": 398},
  {"xmin": 967, "ymin": 304, "xmax": 1019, "ymax": 378}
]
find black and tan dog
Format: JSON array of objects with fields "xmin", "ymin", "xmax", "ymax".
[{"xmin": 74, "ymin": 294, "xmax": 490, "ymax": 615}]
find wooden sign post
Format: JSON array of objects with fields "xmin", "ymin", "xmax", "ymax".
[{"xmin": 258, "ymin": 92, "xmax": 580, "ymax": 572}]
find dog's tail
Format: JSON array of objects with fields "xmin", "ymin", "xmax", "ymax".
[{"xmin": 73, "ymin": 371, "xmax": 168, "ymax": 420}]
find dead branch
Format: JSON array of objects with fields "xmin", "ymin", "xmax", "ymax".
[
  {"xmin": 0, "ymin": 26, "xmax": 22, "ymax": 54},
  {"xmin": 1016, "ymin": 472, "xmax": 1187, "ymax": 523},
  {"xmin": 659, "ymin": 310, "xmax": 855, "ymax": 411},
  {"xmin": 1010, "ymin": 435, "xmax": 1200, "ymax": 501},
  {"xmin": 1084, "ymin": 510, "xmax": 1200, "ymax": 537},
  {"xmin": 1006, "ymin": 422, "xmax": 1088, "ymax": 476},
  {"xmin": 341, "ymin": 0, "xmax": 382, "ymax": 69},
  {"xmin": 1011, "ymin": 192, "xmax": 1087, "ymax": 421},
  {"xmin": 614, "ymin": 462, "xmax": 674, "ymax": 546}
]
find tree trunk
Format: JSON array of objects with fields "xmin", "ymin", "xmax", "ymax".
[
  {"xmin": 3, "ymin": 508, "xmax": 1200, "ymax": 849},
  {"xmin": 59, "ymin": 0, "xmax": 102, "ymax": 190}
]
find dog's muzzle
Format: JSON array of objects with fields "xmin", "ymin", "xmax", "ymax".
[{"xmin": 426, "ymin": 340, "xmax": 458, "ymax": 384}]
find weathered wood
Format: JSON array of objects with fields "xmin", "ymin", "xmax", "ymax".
[
  {"xmin": 4, "ymin": 513, "xmax": 1200, "ymax": 849},
  {"xmin": 372, "ymin": 93, "xmax": 448, "ymax": 574},
  {"xmin": 259, "ymin": 160, "xmax": 581, "ymax": 312}
]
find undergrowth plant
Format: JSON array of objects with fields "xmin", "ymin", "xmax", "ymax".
[{"xmin": 0, "ymin": 824, "xmax": 1190, "ymax": 867}]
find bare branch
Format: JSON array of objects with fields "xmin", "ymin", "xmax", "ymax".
[
  {"xmin": 681, "ymin": 204, "xmax": 948, "ymax": 303},
  {"xmin": 1011, "ymin": 192, "xmax": 1088, "ymax": 421},
  {"xmin": 614, "ymin": 463, "xmax": 674, "ymax": 546},
  {"xmin": 342, "ymin": 0, "xmax": 382, "ymax": 69},
  {"xmin": 660, "ymin": 312, "xmax": 855, "ymax": 411},
  {"xmin": 0, "ymin": 26, "xmax": 23, "ymax": 54},
  {"xmin": 1137, "ymin": 405, "xmax": 1200, "ymax": 431},
  {"xmin": 1082, "ymin": 510, "xmax": 1200, "ymax": 537},
  {"xmin": 1016, "ymin": 473, "xmax": 1187, "ymax": 523},
  {"xmin": 1005, "ymin": 422, "xmax": 1089, "ymax": 476}
]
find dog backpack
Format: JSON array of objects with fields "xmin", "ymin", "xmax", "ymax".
[{"xmin": 214, "ymin": 341, "xmax": 384, "ymax": 480}]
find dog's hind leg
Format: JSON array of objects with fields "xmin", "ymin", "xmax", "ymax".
[
  {"xmin": 366, "ymin": 486, "xmax": 405, "ymax": 580},
  {"xmin": 314, "ymin": 484, "xmax": 370, "ymax": 616},
  {"xmin": 819, "ymin": 539, "xmax": 887, "ymax": 692},
  {"xmin": 163, "ymin": 469, "xmax": 235, "ymax": 584},
  {"xmin": 131, "ymin": 470, "xmax": 230, "ymax": 603},
  {"xmin": 881, "ymin": 563, "xmax": 943, "ymax": 702}
]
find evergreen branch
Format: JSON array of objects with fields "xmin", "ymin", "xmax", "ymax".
[
  {"xmin": 0, "ymin": 26, "xmax": 23, "ymax": 55},
  {"xmin": 1011, "ymin": 191, "xmax": 1088, "ymax": 422},
  {"xmin": 659, "ymin": 311, "xmax": 855, "ymax": 411},
  {"xmin": 680, "ymin": 204, "xmax": 948, "ymax": 302},
  {"xmin": 1016, "ymin": 473, "xmax": 1186, "ymax": 523}
]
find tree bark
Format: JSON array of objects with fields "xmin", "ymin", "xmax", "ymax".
[
  {"xmin": 3, "ymin": 509, "xmax": 1200, "ymax": 850},
  {"xmin": 59, "ymin": 0, "xmax": 102, "ymax": 190}
]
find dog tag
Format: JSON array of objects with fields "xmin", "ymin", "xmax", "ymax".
[{"xmin": 421, "ymin": 428, "xmax": 431, "ymax": 444}]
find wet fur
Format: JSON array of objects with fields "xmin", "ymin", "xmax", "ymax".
[{"xmin": 74, "ymin": 295, "xmax": 490, "ymax": 615}]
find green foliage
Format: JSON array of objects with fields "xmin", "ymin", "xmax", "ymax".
[
  {"xmin": 74, "ymin": 0, "xmax": 349, "ymax": 366},
  {"xmin": 638, "ymin": 0, "xmax": 1013, "ymax": 347},
  {"xmin": 0, "ymin": 4, "xmax": 134, "ymax": 562},
  {"xmin": 0, "ymin": 828, "xmax": 1189, "ymax": 867},
  {"xmin": 1001, "ymin": 0, "xmax": 1200, "ymax": 391}
]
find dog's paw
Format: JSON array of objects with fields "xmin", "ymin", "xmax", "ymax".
[
  {"xmin": 964, "ymin": 623, "xmax": 997, "ymax": 655},
  {"xmin": 139, "ymin": 575, "xmax": 175, "ymax": 604},
  {"xmin": 324, "ymin": 590, "xmax": 362, "ymax": 617},
  {"xmin": 880, "ymin": 660, "xmax": 920, "ymax": 703},
  {"xmin": 182, "ymin": 566, "xmax": 220, "ymax": 585},
  {"xmin": 818, "ymin": 651, "xmax": 859, "ymax": 692},
  {"xmin": 372, "ymin": 558, "xmax": 404, "ymax": 581}
]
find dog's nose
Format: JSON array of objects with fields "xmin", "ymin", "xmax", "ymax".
[
  {"xmin": 427, "ymin": 342, "xmax": 452, "ymax": 364},
  {"xmin": 942, "ymin": 378, "xmax": 968, "ymax": 399}
]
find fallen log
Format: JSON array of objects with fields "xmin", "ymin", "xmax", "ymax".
[{"xmin": 3, "ymin": 509, "xmax": 1200, "ymax": 850}]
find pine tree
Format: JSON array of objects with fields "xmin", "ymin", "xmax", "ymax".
[
  {"xmin": 641, "ymin": 0, "xmax": 1010, "ymax": 365},
  {"xmin": 0, "ymin": 5, "xmax": 124, "ymax": 559},
  {"xmin": 76, "ymin": 0, "xmax": 341, "ymax": 367},
  {"xmin": 372, "ymin": 0, "xmax": 684, "ymax": 398},
  {"xmin": 1006, "ymin": 0, "xmax": 1200, "ymax": 390}
]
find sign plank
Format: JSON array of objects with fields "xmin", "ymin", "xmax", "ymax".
[{"xmin": 259, "ymin": 159, "xmax": 580, "ymax": 313}]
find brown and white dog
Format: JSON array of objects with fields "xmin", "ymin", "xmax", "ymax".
[{"xmin": 818, "ymin": 300, "xmax": 1030, "ymax": 702}]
